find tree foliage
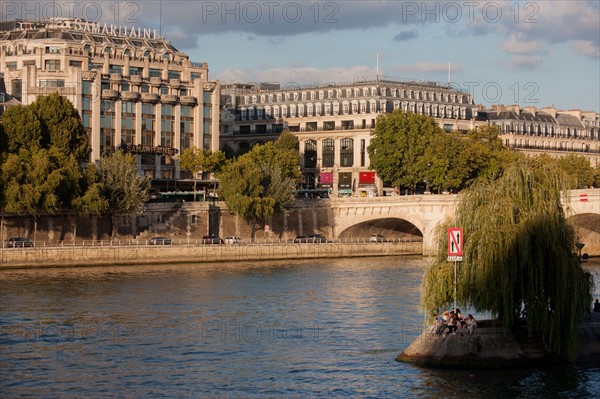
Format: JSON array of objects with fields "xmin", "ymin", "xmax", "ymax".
[
  {"xmin": 421, "ymin": 158, "xmax": 592, "ymax": 361},
  {"xmin": 2, "ymin": 105, "xmax": 42, "ymax": 152},
  {"xmin": 29, "ymin": 93, "xmax": 90, "ymax": 161},
  {"xmin": 368, "ymin": 110, "xmax": 443, "ymax": 190},
  {"xmin": 96, "ymin": 152, "xmax": 150, "ymax": 215},
  {"xmin": 555, "ymin": 154, "xmax": 595, "ymax": 189},
  {"xmin": 368, "ymin": 112, "xmax": 515, "ymax": 192},
  {"xmin": 1, "ymin": 148, "xmax": 61, "ymax": 216},
  {"xmin": 218, "ymin": 135, "xmax": 300, "ymax": 227},
  {"xmin": 0, "ymin": 95, "xmax": 106, "ymax": 216}
]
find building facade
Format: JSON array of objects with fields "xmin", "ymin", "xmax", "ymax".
[
  {"xmin": 0, "ymin": 18, "xmax": 220, "ymax": 189},
  {"xmin": 221, "ymin": 79, "xmax": 482, "ymax": 196},
  {"xmin": 483, "ymin": 105, "xmax": 600, "ymax": 166}
]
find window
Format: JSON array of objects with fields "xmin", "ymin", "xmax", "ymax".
[
  {"xmin": 45, "ymin": 59, "xmax": 60, "ymax": 70},
  {"xmin": 46, "ymin": 46, "xmax": 60, "ymax": 54},
  {"xmin": 100, "ymin": 100, "xmax": 116, "ymax": 156},
  {"xmin": 342, "ymin": 120, "xmax": 354, "ymax": 130},
  {"xmin": 180, "ymin": 105, "xmax": 194, "ymax": 150},
  {"xmin": 322, "ymin": 139, "xmax": 335, "ymax": 167},
  {"xmin": 191, "ymin": 72, "xmax": 202, "ymax": 81},
  {"xmin": 340, "ymin": 138, "xmax": 354, "ymax": 167},
  {"xmin": 161, "ymin": 104, "xmax": 175, "ymax": 147},
  {"xmin": 129, "ymin": 67, "xmax": 141, "ymax": 76},
  {"xmin": 109, "ymin": 64, "xmax": 122, "ymax": 74},
  {"xmin": 444, "ymin": 124, "xmax": 453, "ymax": 132},
  {"xmin": 161, "ymin": 86, "xmax": 169, "ymax": 94},
  {"xmin": 304, "ymin": 140, "xmax": 317, "ymax": 168},
  {"xmin": 360, "ymin": 139, "xmax": 366, "ymax": 167},
  {"xmin": 141, "ymin": 103, "xmax": 155, "ymax": 147},
  {"xmin": 149, "ymin": 68, "xmax": 162, "ymax": 78},
  {"xmin": 39, "ymin": 79, "xmax": 65, "ymax": 88},
  {"xmin": 168, "ymin": 70, "xmax": 181, "ymax": 80},
  {"xmin": 272, "ymin": 124, "xmax": 283, "ymax": 133},
  {"xmin": 121, "ymin": 101, "xmax": 136, "ymax": 146},
  {"xmin": 324, "ymin": 121, "xmax": 335, "ymax": 131},
  {"xmin": 69, "ymin": 60, "xmax": 82, "ymax": 68},
  {"xmin": 121, "ymin": 83, "xmax": 130, "ymax": 91},
  {"xmin": 306, "ymin": 122, "xmax": 317, "ymax": 131}
]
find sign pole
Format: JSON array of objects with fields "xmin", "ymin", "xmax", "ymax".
[
  {"xmin": 454, "ymin": 261, "xmax": 457, "ymax": 312},
  {"xmin": 448, "ymin": 227, "xmax": 464, "ymax": 312}
]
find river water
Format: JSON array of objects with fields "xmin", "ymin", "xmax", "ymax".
[{"xmin": 1, "ymin": 256, "xmax": 599, "ymax": 398}]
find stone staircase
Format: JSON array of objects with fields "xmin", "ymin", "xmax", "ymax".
[
  {"xmin": 135, "ymin": 203, "xmax": 185, "ymax": 240},
  {"xmin": 513, "ymin": 327, "xmax": 549, "ymax": 360}
]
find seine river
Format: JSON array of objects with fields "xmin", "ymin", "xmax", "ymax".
[{"xmin": 1, "ymin": 256, "xmax": 599, "ymax": 398}]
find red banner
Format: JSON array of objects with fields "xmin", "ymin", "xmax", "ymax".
[{"xmin": 359, "ymin": 172, "xmax": 375, "ymax": 184}]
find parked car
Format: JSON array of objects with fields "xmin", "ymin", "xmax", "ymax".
[
  {"xmin": 7, "ymin": 237, "xmax": 34, "ymax": 248},
  {"xmin": 225, "ymin": 236, "xmax": 242, "ymax": 245},
  {"xmin": 294, "ymin": 234, "xmax": 327, "ymax": 243},
  {"xmin": 149, "ymin": 236, "xmax": 172, "ymax": 245},
  {"xmin": 369, "ymin": 234, "xmax": 386, "ymax": 242},
  {"xmin": 203, "ymin": 234, "xmax": 223, "ymax": 244}
]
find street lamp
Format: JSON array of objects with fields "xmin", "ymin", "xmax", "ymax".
[
  {"xmin": 575, "ymin": 242, "xmax": 587, "ymax": 265},
  {"xmin": 425, "ymin": 163, "xmax": 431, "ymax": 194}
]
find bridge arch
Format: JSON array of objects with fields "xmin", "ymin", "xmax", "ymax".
[
  {"xmin": 338, "ymin": 217, "xmax": 423, "ymax": 241},
  {"xmin": 568, "ymin": 213, "xmax": 600, "ymax": 255}
]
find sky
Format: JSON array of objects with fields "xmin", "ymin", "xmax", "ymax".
[{"xmin": 6, "ymin": 1, "xmax": 599, "ymax": 111}]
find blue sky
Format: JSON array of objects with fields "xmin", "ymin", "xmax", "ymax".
[{"xmin": 10, "ymin": 1, "xmax": 599, "ymax": 111}]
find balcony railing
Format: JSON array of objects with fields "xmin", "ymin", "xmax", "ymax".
[{"xmin": 231, "ymin": 123, "xmax": 376, "ymax": 135}]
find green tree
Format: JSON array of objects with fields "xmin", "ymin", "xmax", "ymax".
[
  {"xmin": 593, "ymin": 164, "xmax": 600, "ymax": 188},
  {"xmin": 368, "ymin": 110, "xmax": 444, "ymax": 191},
  {"xmin": 71, "ymin": 164, "xmax": 109, "ymax": 215},
  {"xmin": 0, "ymin": 96, "xmax": 94, "ymax": 215},
  {"xmin": 29, "ymin": 93, "xmax": 90, "ymax": 161},
  {"xmin": 422, "ymin": 133, "xmax": 464, "ymax": 192},
  {"xmin": 96, "ymin": 152, "xmax": 150, "ymax": 238},
  {"xmin": 464, "ymin": 124, "xmax": 517, "ymax": 183},
  {"xmin": 1, "ymin": 148, "xmax": 62, "ymax": 239},
  {"xmin": 556, "ymin": 154, "xmax": 595, "ymax": 189},
  {"xmin": 179, "ymin": 148, "xmax": 226, "ymax": 200},
  {"xmin": 1, "ymin": 105, "xmax": 42, "ymax": 153},
  {"xmin": 218, "ymin": 135, "xmax": 300, "ymax": 236},
  {"xmin": 421, "ymin": 158, "xmax": 592, "ymax": 361}
]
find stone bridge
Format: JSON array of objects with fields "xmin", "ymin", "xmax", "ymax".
[{"xmin": 313, "ymin": 189, "xmax": 600, "ymax": 255}]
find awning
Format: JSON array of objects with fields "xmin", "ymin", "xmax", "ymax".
[
  {"xmin": 320, "ymin": 172, "xmax": 333, "ymax": 185},
  {"xmin": 359, "ymin": 172, "xmax": 375, "ymax": 184}
]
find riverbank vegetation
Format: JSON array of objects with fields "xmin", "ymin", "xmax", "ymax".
[
  {"xmin": 217, "ymin": 133, "xmax": 300, "ymax": 237},
  {"xmin": 0, "ymin": 94, "xmax": 150, "ymax": 238},
  {"xmin": 367, "ymin": 110, "xmax": 600, "ymax": 193},
  {"xmin": 420, "ymin": 158, "xmax": 593, "ymax": 361}
]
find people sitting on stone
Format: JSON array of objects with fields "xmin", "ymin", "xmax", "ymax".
[
  {"xmin": 454, "ymin": 308, "xmax": 464, "ymax": 322},
  {"xmin": 428, "ymin": 314, "xmax": 441, "ymax": 334},
  {"xmin": 465, "ymin": 314, "xmax": 477, "ymax": 334},
  {"xmin": 594, "ymin": 299, "xmax": 600, "ymax": 313},
  {"xmin": 445, "ymin": 316, "xmax": 459, "ymax": 335},
  {"xmin": 435, "ymin": 311, "xmax": 451, "ymax": 335}
]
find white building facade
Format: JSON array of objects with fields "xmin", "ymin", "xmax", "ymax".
[
  {"xmin": 0, "ymin": 18, "xmax": 220, "ymax": 188},
  {"xmin": 221, "ymin": 80, "xmax": 481, "ymax": 196}
]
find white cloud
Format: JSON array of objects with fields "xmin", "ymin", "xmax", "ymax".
[
  {"xmin": 509, "ymin": 55, "xmax": 543, "ymax": 71},
  {"xmin": 216, "ymin": 66, "xmax": 375, "ymax": 86},
  {"xmin": 572, "ymin": 40, "xmax": 600, "ymax": 58},
  {"xmin": 500, "ymin": 34, "xmax": 541, "ymax": 54},
  {"xmin": 390, "ymin": 62, "xmax": 462, "ymax": 74}
]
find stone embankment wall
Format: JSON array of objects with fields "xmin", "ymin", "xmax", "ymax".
[
  {"xmin": 0, "ymin": 242, "xmax": 423, "ymax": 269},
  {"xmin": 0, "ymin": 201, "xmax": 345, "ymax": 244}
]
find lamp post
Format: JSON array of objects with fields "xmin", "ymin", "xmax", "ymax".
[
  {"xmin": 425, "ymin": 163, "xmax": 431, "ymax": 194},
  {"xmin": 576, "ymin": 242, "xmax": 585, "ymax": 265}
]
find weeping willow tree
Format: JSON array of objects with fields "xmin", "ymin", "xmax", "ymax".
[{"xmin": 421, "ymin": 158, "xmax": 592, "ymax": 361}]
